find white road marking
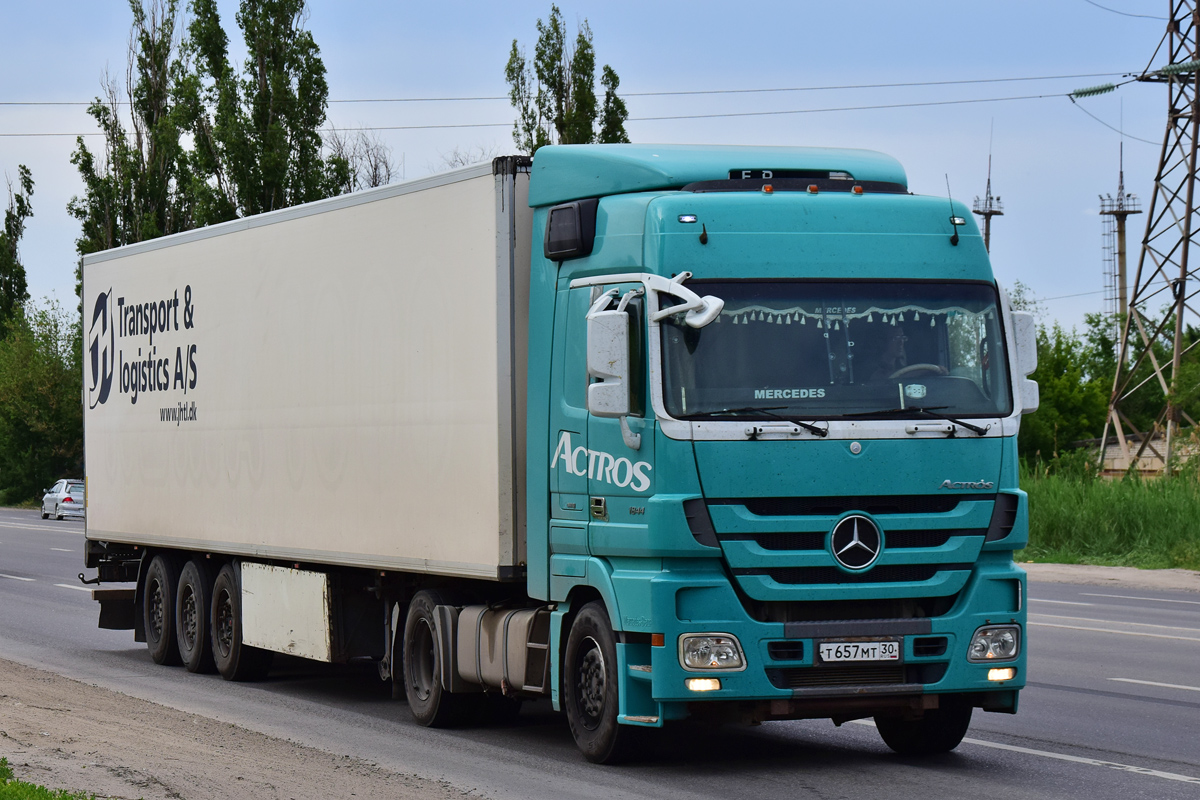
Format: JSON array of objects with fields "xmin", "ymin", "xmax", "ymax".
[
  {"xmin": 49, "ymin": 547, "xmax": 73, "ymax": 552},
  {"xmin": 849, "ymin": 720, "xmax": 1200, "ymax": 784},
  {"xmin": 1080, "ymin": 593, "xmax": 1200, "ymax": 607},
  {"xmin": 54, "ymin": 583, "xmax": 92, "ymax": 593},
  {"xmin": 1030, "ymin": 598, "xmax": 1094, "ymax": 606},
  {"xmin": 0, "ymin": 522, "xmax": 69, "ymax": 532},
  {"xmin": 1029, "ymin": 621, "xmax": 1200, "ymax": 643},
  {"xmin": 1029, "ymin": 613, "xmax": 1200, "ymax": 634},
  {"xmin": 1110, "ymin": 678, "xmax": 1200, "ymax": 693},
  {"xmin": 0, "ymin": 573, "xmax": 35, "ymax": 582}
]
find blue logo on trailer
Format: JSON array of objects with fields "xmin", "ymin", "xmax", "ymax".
[{"xmin": 89, "ymin": 290, "xmax": 114, "ymax": 408}]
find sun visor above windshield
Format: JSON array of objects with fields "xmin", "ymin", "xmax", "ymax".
[{"xmin": 528, "ymin": 144, "xmax": 908, "ymax": 207}]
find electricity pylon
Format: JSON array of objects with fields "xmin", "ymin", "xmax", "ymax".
[{"xmin": 1103, "ymin": 1, "xmax": 1200, "ymax": 473}]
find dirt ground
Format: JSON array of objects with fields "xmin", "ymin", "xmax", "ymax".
[{"xmin": 0, "ymin": 658, "xmax": 473, "ymax": 800}]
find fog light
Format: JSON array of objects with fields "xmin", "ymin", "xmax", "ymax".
[
  {"xmin": 968, "ymin": 625, "xmax": 1021, "ymax": 662},
  {"xmin": 679, "ymin": 634, "xmax": 746, "ymax": 671},
  {"xmin": 988, "ymin": 667, "xmax": 1016, "ymax": 682},
  {"xmin": 686, "ymin": 678, "xmax": 721, "ymax": 692}
]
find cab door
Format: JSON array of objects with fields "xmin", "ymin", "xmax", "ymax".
[
  {"xmin": 547, "ymin": 286, "xmax": 593, "ymax": 559},
  {"xmin": 585, "ymin": 282, "xmax": 655, "ymax": 554}
]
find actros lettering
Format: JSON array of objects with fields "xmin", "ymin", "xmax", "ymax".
[
  {"xmin": 550, "ymin": 432, "xmax": 652, "ymax": 493},
  {"xmin": 939, "ymin": 479, "xmax": 995, "ymax": 490}
]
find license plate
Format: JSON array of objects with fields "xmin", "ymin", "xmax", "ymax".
[{"xmin": 818, "ymin": 640, "xmax": 900, "ymax": 662}]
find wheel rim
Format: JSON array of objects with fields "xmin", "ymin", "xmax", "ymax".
[
  {"xmin": 408, "ymin": 618, "xmax": 436, "ymax": 702},
  {"xmin": 215, "ymin": 588, "xmax": 234, "ymax": 658},
  {"xmin": 574, "ymin": 635, "xmax": 606, "ymax": 730},
  {"xmin": 148, "ymin": 578, "xmax": 166, "ymax": 642},
  {"xmin": 180, "ymin": 585, "xmax": 198, "ymax": 651}
]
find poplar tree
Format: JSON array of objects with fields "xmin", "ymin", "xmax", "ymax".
[
  {"xmin": 505, "ymin": 6, "xmax": 630, "ymax": 153},
  {"xmin": 0, "ymin": 166, "xmax": 33, "ymax": 337},
  {"xmin": 178, "ymin": 0, "xmax": 351, "ymax": 224}
]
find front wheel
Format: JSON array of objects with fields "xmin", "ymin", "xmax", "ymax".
[
  {"xmin": 875, "ymin": 695, "xmax": 973, "ymax": 755},
  {"xmin": 563, "ymin": 601, "xmax": 634, "ymax": 764}
]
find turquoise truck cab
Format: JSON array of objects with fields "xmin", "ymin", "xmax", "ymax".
[{"xmin": 525, "ymin": 144, "xmax": 1037, "ymax": 762}]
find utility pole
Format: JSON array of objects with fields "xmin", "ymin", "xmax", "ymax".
[
  {"xmin": 973, "ymin": 153, "xmax": 1003, "ymax": 253},
  {"xmin": 1103, "ymin": 0, "xmax": 1200, "ymax": 474},
  {"xmin": 1099, "ymin": 143, "xmax": 1142, "ymax": 342}
]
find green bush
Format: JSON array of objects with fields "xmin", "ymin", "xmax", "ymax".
[
  {"xmin": 1019, "ymin": 457, "xmax": 1200, "ymax": 570},
  {"xmin": 0, "ymin": 758, "xmax": 95, "ymax": 800}
]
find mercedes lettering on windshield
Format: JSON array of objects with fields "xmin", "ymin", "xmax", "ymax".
[{"xmin": 660, "ymin": 281, "xmax": 1012, "ymax": 420}]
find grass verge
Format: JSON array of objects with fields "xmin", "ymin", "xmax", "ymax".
[
  {"xmin": 0, "ymin": 759, "xmax": 95, "ymax": 800},
  {"xmin": 1019, "ymin": 454, "xmax": 1200, "ymax": 570}
]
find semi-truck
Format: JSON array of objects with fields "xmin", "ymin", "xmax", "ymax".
[{"xmin": 81, "ymin": 144, "xmax": 1037, "ymax": 763}]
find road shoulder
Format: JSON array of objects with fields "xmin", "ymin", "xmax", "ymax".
[
  {"xmin": 0, "ymin": 657, "xmax": 468, "ymax": 800},
  {"xmin": 1022, "ymin": 562, "xmax": 1200, "ymax": 593}
]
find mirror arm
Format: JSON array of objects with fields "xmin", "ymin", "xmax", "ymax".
[{"xmin": 620, "ymin": 416, "xmax": 642, "ymax": 451}]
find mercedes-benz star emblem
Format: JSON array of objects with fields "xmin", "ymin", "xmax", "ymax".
[{"xmin": 830, "ymin": 515, "xmax": 882, "ymax": 570}]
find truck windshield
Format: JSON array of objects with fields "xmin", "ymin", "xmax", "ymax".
[{"xmin": 660, "ymin": 281, "xmax": 1012, "ymax": 420}]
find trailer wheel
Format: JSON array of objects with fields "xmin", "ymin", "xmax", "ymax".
[
  {"xmin": 210, "ymin": 563, "xmax": 273, "ymax": 681},
  {"xmin": 143, "ymin": 554, "xmax": 183, "ymax": 665},
  {"xmin": 402, "ymin": 590, "xmax": 478, "ymax": 728},
  {"xmin": 176, "ymin": 559, "xmax": 216, "ymax": 673},
  {"xmin": 875, "ymin": 695, "xmax": 973, "ymax": 755},
  {"xmin": 563, "ymin": 601, "xmax": 633, "ymax": 764}
]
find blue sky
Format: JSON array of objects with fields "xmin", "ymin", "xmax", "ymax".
[{"xmin": 0, "ymin": 1, "xmax": 1170, "ymax": 329}]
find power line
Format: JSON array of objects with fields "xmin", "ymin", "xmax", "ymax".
[
  {"xmin": 1081, "ymin": 0, "xmax": 1166, "ymax": 20},
  {"xmin": 0, "ymin": 83, "xmax": 1161, "ymax": 138},
  {"xmin": 0, "ymin": 70, "xmax": 1135, "ymax": 107},
  {"xmin": 1069, "ymin": 99, "xmax": 1161, "ymax": 144}
]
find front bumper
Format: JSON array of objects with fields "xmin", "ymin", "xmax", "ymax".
[{"xmin": 616, "ymin": 553, "xmax": 1024, "ymax": 723}]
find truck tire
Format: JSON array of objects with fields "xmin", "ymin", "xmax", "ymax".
[
  {"xmin": 875, "ymin": 695, "xmax": 973, "ymax": 755},
  {"xmin": 210, "ymin": 563, "xmax": 273, "ymax": 681},
  {"xmin": 563, "ymin": 601, "xmax": 634, "ymax": 764},
  {"xmin": 176, "ymin": 559, "xmax": 216, "ymax": 673},
  {"xmin": 402, "ymin": 590, "xmax": 479, "ymax": 728},
  {"xmin": 143, "ymin": 554, "xmax": 183, "ymax": 666}
]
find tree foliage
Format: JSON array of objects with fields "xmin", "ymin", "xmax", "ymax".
[
  {"xmin": 0, "ymin": 166, "xmax": 34, "ymax": 337},
  {"xmin": 178, "ymin": 0, "xmax": 351, "ymax": 224},
  {"xmin": 0, "ymin": 301, "xmax": 83, "ymax": 504},
  {"xmin": 69, "ymin": 0, "xmax": 366, "ymax": 289},
  {"xmin": 504, "ymin": 5, "xmax": 629, "ymax": 153},
  {"xmin": 69, "ymin": 0, "xmax": 193, "ymax": 288}
]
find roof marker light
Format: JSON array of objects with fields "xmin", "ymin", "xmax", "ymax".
[
  {"xmin": 852, "ymin": 185, "xmax": 864, "ymax": 195},
  {"xmin": 678, "ymin": 214, "xmax": 698, "ymax": 223},
  {"xmin": 807, "ymin": 184, "xmax": 819, "ymax": 194},
  {"xmin": 762, "ymin": 184, "xmax": 774, "ymax": 194}
]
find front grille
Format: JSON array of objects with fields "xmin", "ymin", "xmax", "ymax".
[
  {"xmin": 736, "ymin": 564, "xmax": 972, "ymax": 585},
  {"xmin": 767, "ymin": 663, "xmax": 947, "ymax": 690},
  {"xmin": 719, "ymin": 529, "xmax": 983, "ymax": 551},
  {"xmin": 711, "ymin": 494, "xmax": 994, "ymax": 517},
  {"xmin": 742, "ymin": 595, "xmax": 960, "ymax": 623},
  {"xmin": 768, "ymin": 664, "xmax": 905, "ymax": 689},
  {"xmin": 913, "ymin": 636, "xmax": 949, "ymax": 657}
]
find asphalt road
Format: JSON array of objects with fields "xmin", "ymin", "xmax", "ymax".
[{"xmin": 2, "ymin": 506, "xmax": 1198, "ymax": 799}]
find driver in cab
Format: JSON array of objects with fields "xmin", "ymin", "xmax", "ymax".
[{"xmin": 868, "ymin": 326, "xmax": 946, "ymax": 381}]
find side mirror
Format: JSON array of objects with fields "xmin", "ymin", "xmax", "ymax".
[
  {"xmin": 586, "ymin": 291, "xmax": 642, "ymax": 450},
  {"xmin": 1010, "ymin": 311, "xmax": 1040, "ymax": 414},
  {"xmin": 587, "ymin": 308, "xmax": 631, "ymax": 418}
]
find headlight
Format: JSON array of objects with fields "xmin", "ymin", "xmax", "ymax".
[
  {"xmin": 679, "ymin": 634, "xmax": 746, "ymax": 671},
  {"xmin": 968, "ymin": 625, "xmax": 1021, "ymax": 662}
]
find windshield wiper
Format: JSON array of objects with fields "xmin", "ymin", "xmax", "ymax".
[
  {"xmin": 840, "ymin": 405, "xmax": 990, "ymax": 436},
  {"xmin": 687, "ymin": 406, "xmax": 829, "ymax": 437}
]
